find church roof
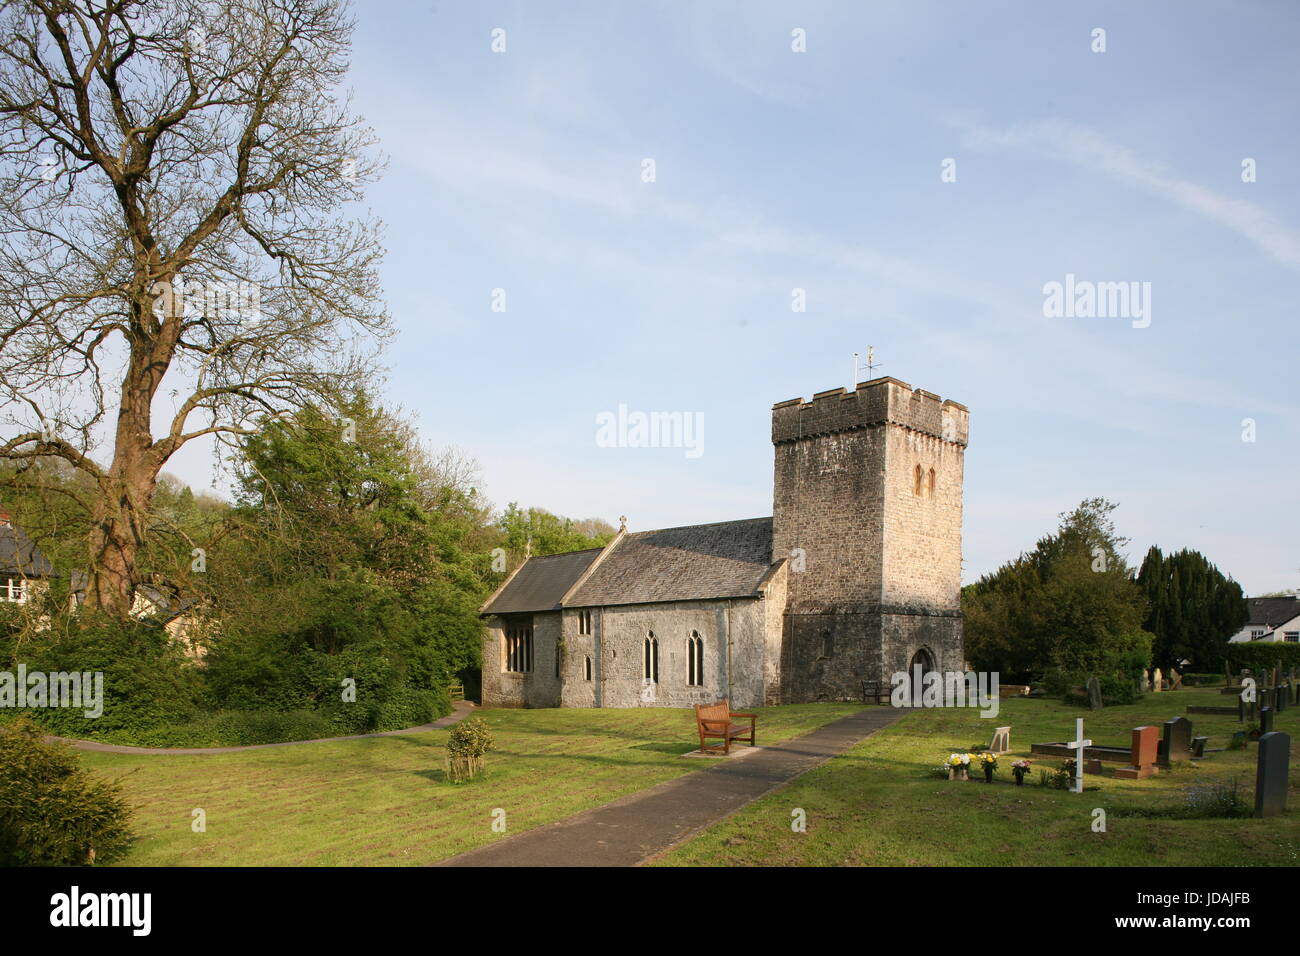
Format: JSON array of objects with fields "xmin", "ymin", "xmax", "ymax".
[
  {"xmin": 565, "ymin": 517, "xmax": 774, "ymax": 608},
  {"xmin": 480, "ymin": 547, "xmax": 604, "ymax": 615}
]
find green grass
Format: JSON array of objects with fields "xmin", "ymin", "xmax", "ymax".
[
  {"xmin": 652, "ymin": 686, "xmax": 1300, "ymax": 866},
  {"xmin": 82, "ymin": 702, "xmax": 862, "ymax": 866}
]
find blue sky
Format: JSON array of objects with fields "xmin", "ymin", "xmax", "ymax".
[{"xmin": 173, "ymin": 0, "xmax": 1300, "ymax": 594}]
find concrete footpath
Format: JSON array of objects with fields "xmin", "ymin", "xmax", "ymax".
[{"xmin": 437, "ymin": 706, "xmax": 908, "ymax": 867}]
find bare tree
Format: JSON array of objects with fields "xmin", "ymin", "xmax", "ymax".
[{"xmin": 0, "ymin": 0, "xmax": 388, "ymax": 616}]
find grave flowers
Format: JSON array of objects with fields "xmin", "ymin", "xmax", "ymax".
[
  {"xmin": 947, "ymin": 752, "xmax": 972, "ymax": 781},
  {"xmin": 977, "ymin": 751, "xmax": 998, "ymax": 782},
  {"xmin": 1011, "ymin": 758, "xmax": 1032, "ymax": 785}
]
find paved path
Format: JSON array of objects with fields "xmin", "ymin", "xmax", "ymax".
[
  {"xmin": 49, "ymin": 700, "xmax": 477, "ymax": 755},
  {"xmin": 437, "ymin": 706, "xmax": 909, "ymax": 867}
]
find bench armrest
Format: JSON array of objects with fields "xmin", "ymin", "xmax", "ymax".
[{"xmin": 698, "ymin": 719, "xmax": 730, "ymax": 730}]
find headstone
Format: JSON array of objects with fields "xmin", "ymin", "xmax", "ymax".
[
  {"xmin": 1086, "ymin": 676, "xmax": 1103, "ymax": 711},
  {"xmin": 989, "ymin": 726, "xmax": 1010, "ymax": 754},
  {"xmin": 1190, "ymin": 736, "xmax": 1208, "ymax": 758},
  {"xmin": 1083, "ymin": 757, "xmax": 1104, "ymax": 775},
  {"xmin": 1277, "ymin": 685, "xmax": 1288, "ymax": 712},
  {"xmin": 1238, "ymin": 696, "xmax": 1246, "ymax": 722},
  {"xmin": 1260, "ymin": 706, "xmax": 1274, "ymax": 735},
  {"xmin": 1169, "ymin": 667, "xmax": 1183, "ymax": 690},
  {"xmin": 1114, "ymin": 725, "xmax": 1160, "ymax": 779},
  {"xmin": 1254, "ymin": 732, "xmax": 1291, "ymax": 818},
  {"xmin": 1161, "ymin": 716, "xmax": 1192, "ymax": 765},
  {"xmin": 1153, "ymin": 668, "xmax": 1163, "ymax": 692},
  {"xmin": 1065, "ymin": 718, "xmax": 1092, "ymax": 793},
  {"xmin": 1141, "ymin": 669, "xmax": 1151, "ymax": 691}
]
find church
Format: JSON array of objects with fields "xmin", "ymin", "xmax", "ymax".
[{"xmin": 479, "ymin": 376, "xmax": 969, "ymax": 708}]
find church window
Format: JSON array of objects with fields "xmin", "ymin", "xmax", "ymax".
[
  {"xmin": 555, "ymin": 644, "xmax": 561, "ymax": 678},
  {"xmin": 913, "ymin": 464, "xmax": 923, "ymax": 496},
  {"xmin": 584, "ymin": 655, "xmax": 593, "ymax": 680},
  {"xmin": 505, "ymin": 626, "xmax": 533, "ymax": 673},
  {"xmin": 643, "ymin": 633, "xmax": 659, "ymax": 683},
  {"xmin": 687, "ymin": 631, "xmax": 704, "ymax": 686},
  {"xmin": 578, "ymin": 609, "xmax": 593, "ymax": 634},
  {"xmin": 820, "ymin": 631, "xmax": 834, "ymax": 660},
  {"xmin": 928, "ymin": 468, "xmax": 936, "ymax": 498}
]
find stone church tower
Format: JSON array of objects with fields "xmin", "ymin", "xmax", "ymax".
[{"xmin": 771, "ymin": 377, "xmax": 969, "ymax": 703}]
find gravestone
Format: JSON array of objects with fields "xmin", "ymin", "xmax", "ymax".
[
  {"xmin": 1161, "ymin": 716, "xmax": 1192, "ymax": 765},
  {"xmin": 1260, "ymin": 706, "xmax": 1274, "ymax": 735},
  {"xmin": 1277, "ymin": 686, "xmax": 1288, "ymax": 712},
  {"xmin": 1238, "ymin": 696, "xmax": 1246, "ymax": 722},
  {"xmin": 1114, "ymin": 725, "xmax": 1160, "ymax": 779},
  {"xmin": 1083, "ymin": 757, "xmax": 1104, "ymax": 775},
  {"xmin": 989, "ymin": 726, "xmax": 1010, "ymax": 754},
  {"xmin": 1254, "ymin": 732, "xmax": 1291, "ymax": 818},
  {"xmin": 1169, "ymin": 667, "xmax": 1183, "ymax": 690},
  {"xmin": 1142, "ymin": 669, "xmax": 1151, "ymax": 692},
  {"xmin": 1153, "ymin": 668, "xmax": 1163, "ymax": 693},
  {"xmin": 1190, "ymin": 736, "xmax": 1208, "ymax": 759},
  {"xmin": 1086, "ymin": 676, "xmax": 1103, "ymax": 711}
]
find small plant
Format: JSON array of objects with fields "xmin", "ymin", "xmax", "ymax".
[
  {"xmin": 445, "ymin": 716, "xmax": 495, "ymax": 784},
  {"xmin": 1039, "ymin": 760, "xmax": 1074, "ymax": 790}
]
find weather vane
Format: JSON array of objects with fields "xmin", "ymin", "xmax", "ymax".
[{"xmin": 852, "ymin": 347, "xmax": 882, "ymax": 387}]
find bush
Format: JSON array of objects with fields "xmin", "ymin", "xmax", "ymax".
[
  {"xmin": 445, "ymin": 716, "xmax": 495, "ymax": 783},
  {"xmin": 5, "ymin": 614, "xmax": 205, "ymax": 739},
  {"xmin": 0, "ymin": 718, "xmax": 134, "ymax": 865}
]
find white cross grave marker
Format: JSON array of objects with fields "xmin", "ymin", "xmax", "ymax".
[{"xmin": 1065, "ymin": 717, "xmax": 1092, "ymax": 794}]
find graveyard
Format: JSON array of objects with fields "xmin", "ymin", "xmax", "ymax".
[
  {"xmin": 72, "ymin": 680, "xmax": 1296, "ymax": 867},
  {"xmin": 653, "ymin": 682, "xmax": 1300, "ymax": 867}
]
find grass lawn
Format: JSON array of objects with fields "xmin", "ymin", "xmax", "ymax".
[
  {"xmin": 83, "ymin": 702, "xmax": 862, "ymax": 866},
  {"xmin": 653, "ymin": 686, "xmax": 1300, "ymax": 866}
]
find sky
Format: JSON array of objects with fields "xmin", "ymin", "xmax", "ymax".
[{"xmin": 170, "ymin": 0, "xmax": 1300, "ymax": 595}]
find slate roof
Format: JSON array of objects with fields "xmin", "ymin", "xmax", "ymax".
[
  {"xmin": 0, "ymin": 524, "xmax": 55, "ymax": 577},
  {"xmin": 565, "ymin": 517, "xmax": 774, "ymax": 608},
  {"xmin": 481, "ymin": 547, "xmax": 604, "ymax": 615},
  {"xmin": 1246, "ymin": 596, "xmax": 1300, "ymax": 629}
]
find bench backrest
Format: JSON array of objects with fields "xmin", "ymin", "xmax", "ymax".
[{"xmin": 695, "ymin": 699, "xmax": 729, "ymax": 726}]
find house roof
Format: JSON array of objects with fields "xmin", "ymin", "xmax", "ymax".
[
  {"xmin": 1246, "ymin": 596, "xmax": 1299, "ymax": 629},
  {"xmin": 565, "ymin": 517, "xmax": 774, "ymax": 608},
  {"xmin": 480, "ymin": 547, "xmax": 604, "ymax": 615},
  {"xmin": 0, "ymin": 524, "xmax": 55, "ymax": 577}
]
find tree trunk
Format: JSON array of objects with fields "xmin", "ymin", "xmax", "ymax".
[{"xmin": 81, "ymin": 307, "xmax": 169, "ymax": 618}]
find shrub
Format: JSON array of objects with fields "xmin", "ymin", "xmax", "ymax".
[
  {"xmin": 0, "ymin": 718, "xmax": 134, "ymax": 865},
  {"xmin": 445, "ymin": 716, "xmax": 495, "ymax": 783}
]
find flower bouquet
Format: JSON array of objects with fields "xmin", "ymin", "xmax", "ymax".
[
  {"xmin": 1011, "ymin": 758, "xmax": 1032, "ymax": 785},
  {"xmin": 946, "ymin": 752, "xmax": 972, "ymax": 781},
  {"xmin": 976, "ymin": 751, "xmax": 998, "ymax": 782}
]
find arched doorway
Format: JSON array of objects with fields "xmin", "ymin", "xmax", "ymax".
[{"xmin": 908, "ymin": 648, "xmax": 937, "ymax": 707}]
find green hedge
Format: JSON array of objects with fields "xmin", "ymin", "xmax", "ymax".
[{"xmin": 1225, "ymin": 643, "xmax": 1300, "ymax": 671}]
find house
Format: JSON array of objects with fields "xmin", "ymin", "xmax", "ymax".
[
  {"xmin": 1228, "ymin": 595, "xmax": 1300, "ymax": 644},
  {"xmin": 0, "ymin": 508, "xmax": 55, "ymax": 605},
  {"xmin": 479, "ymin": 376, "xmax": 969, "ymax": 709}
]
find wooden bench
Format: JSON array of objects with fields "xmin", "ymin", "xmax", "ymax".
[{"xmin": 694, "ymin": 699, "xmax": 757, "ymax": 755}]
